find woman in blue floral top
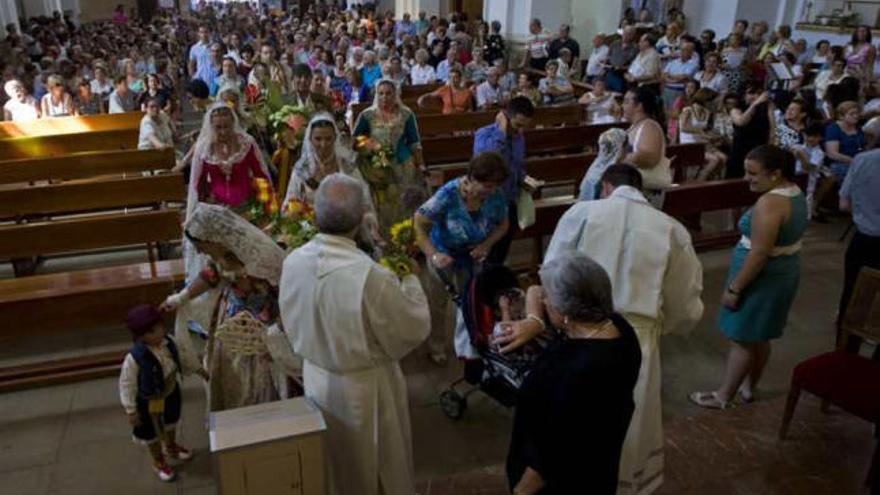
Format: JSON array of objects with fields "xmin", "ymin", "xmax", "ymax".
[{"xmin": 414, "ymin": 151, "xmax": 510, "ymax": 365}]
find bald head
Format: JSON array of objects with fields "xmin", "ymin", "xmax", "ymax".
[{"xmin": 315, "ymin": 173, "xmax": 366, "ymax": 236}]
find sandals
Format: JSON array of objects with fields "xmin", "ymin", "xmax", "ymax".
[{"xmin": 688, "ymin": 391, "xmax": 734, "ymax": 410}]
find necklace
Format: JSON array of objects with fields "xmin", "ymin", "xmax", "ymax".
[{"xmin": 567, "ymin": 319, "xmax": 616, "ymax": 339}]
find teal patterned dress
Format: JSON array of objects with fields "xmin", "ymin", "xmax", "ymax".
[{"xmin": 719, "ymin": 186, "xmax": 809, "ymax": 342}]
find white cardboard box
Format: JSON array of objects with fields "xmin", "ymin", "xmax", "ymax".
[{"xmin": 210, "ymin": 397, "xmax": 327, "ymax": 495}]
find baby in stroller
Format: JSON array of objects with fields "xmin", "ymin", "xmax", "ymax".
[{"xmin": 441, "ymin": 264, "xmax": 553, "ymax": 419}]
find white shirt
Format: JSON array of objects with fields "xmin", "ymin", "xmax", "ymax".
[
  {"xmin": 138, "ymin": 113, "xmax": 173, "ymax": 150},
  {"xmin": 90, "ymin": 78, "xmax": 113, "ymax": 97},
  {"xmin": 410, "ymin": 63, "xmax": 436, "ymax": 85},
  {"xmin": 118, "ymin": 338, "xmax": 182, "ymax": 414},
  {"xmin": 586, "ymin": 44, "xmax": 610, "ymax": 77},
  {"xmin": 4, "ymin": 97, "xmax": 39, "ymax": 121},
  {"xmin": 627, "ymin": 49, "xmax": 660, "ymax": 80},
  {"xmin": 694, "ymin": 70, "xmax": 728, "ymax": 93},
  {"xmin": 545, "ymin": 186, "xmax": 703, "ymax": 334},
  {"xmin": 475, "ymin": 81, "xmax": 501, "ymax": 108}
]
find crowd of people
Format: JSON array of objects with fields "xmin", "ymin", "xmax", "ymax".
[{"xmin": 3, "ymin": 1, "xmax": 880, "ymax": 494}]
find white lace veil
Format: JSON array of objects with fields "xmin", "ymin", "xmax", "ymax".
[
  {"xmin": 185, "ymin": 203, "xmax": 286, "ymax": 286},
  {"xmin": 284, "ymin": 112, "xmax": 356, "ymax": 203}
]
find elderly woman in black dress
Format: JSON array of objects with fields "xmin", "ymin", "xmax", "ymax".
[{"xmin": 502, "ymin": 252, "xmax": 642, "ymax": 494}]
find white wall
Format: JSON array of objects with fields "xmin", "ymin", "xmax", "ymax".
[
  {"xmin": 735, "ymin": 0, "xmax": 783, "ymax": 29},
  {"xmin": 0, "ymin": 0, "xmax": 21, "ymax": 37},
  {"xmin": 682, "ymin": 0, "xmax": 738, "ymax": 38}
]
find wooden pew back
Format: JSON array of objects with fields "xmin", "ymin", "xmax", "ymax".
[
  {"xmin": 422, "ymin": 123, "xmax": 627, "ymax": 165},
  {"xmin": 0, "ymin": 128, "xmax": 139, "ymax": 160},
  {"xmin": 416, "ymin": 105, "xmax": 583, "ymax": 137},
  {"xmin": 0, "ymin": 174, "xmax": 184, "ymax": 219},
  {"xmin": 0, "ymin": 148, "xmax": 175, "ymax": 185},
  {"xmin": 0, "ymin": 209, "xmax": 182, "ymax": 259},
  {"xmin": 0, "ymin": 112, "xmax": 143, "ymax": 140}
]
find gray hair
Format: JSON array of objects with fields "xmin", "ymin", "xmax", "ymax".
[
  {"xmin": 864, "ymin": 116, "xmax": 880, "ymax": 148},
  {"xmin": 315, "ymin": 173, "xmax": 366, "ymax": 235},
  {"xmin": 540, "ymin": 252, "xmax": 614, "ymax": 323}
]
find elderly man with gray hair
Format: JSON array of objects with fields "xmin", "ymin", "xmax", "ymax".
[
  {"xmin": 837, "ymin": 117, "xmax": 880, "ymax": 359},
  {"xmin": 279, "ymin": 173, "xmax": 430, "ymax": 495}
]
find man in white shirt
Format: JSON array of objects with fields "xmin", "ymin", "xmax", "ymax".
[
  {"xmin": 499, "ymin": 164, "xmax": 703, "ymax": 495},
  {"xmin": 410, "ymin": 48, "xmax": 436, "ymax": 85},
  {"xmin": 585, "ymin": 34, "xmax": 609, "ymax": 81},
  {"xmin": 279, "ymin": 174, "xmax": 430, "ymax": 495},
  {"xmin": 476, "ymin": 67, "xmax": 502, "ymax": 109}
]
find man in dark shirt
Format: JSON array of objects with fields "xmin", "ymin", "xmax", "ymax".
[
  {"xmin": 548, "ymin": 24, "xmax": 580, "ymax": 60},
  {"xmin": 604, "ymin": 26, "xmax": 638, "ymax": 92}
]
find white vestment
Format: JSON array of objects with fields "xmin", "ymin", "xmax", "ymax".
[
  {"xmin": 279, "ymin": 234, "xmax": 430, "ymax": 495},
  {"xmin": 545, "ymin": 186, "xmax": 703, "ymax": 495}
]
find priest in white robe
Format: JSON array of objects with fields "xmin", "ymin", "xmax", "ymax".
[
  {"xmin": 279, "ymin": 174, "xmax": 430, "ymax": 495},
  {"xmin": 544, "ymin": 164, "xmax": 704, "ymax": 495}
]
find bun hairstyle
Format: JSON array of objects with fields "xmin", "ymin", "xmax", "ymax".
[{"xmin": 745, "ymin": 144, "xmax": 796, "ymax": 180}]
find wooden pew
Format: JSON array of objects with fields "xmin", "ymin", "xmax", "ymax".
[
  {"xmin": 661, "ymin": 174, "xmax": 808, "ymax": 251},
  {"xmin": 0, "ymin": 112, "xmax": 143, "ymax": 139},
  {"xmin": 0, "ymin": 128, "xmax": 139, "ymax": 160},
  {"xmin": 416, "ymin": 104, "xmax": 583, "ymax": 137},
  {"xmin": 0, "ymin": 148, "xmax": 175, "ymax": 185},
  {"xmin": 421, "ymin": 123, "xmax": 627, "ymax": 166},
  {"xmin": 400, "ymin": 82, "xmax": 442, "ymax": 98},
  {"xmin": 428, "ymin": 144, "xmax": 707, "ymax": 188},
  {"xmin": 0, "ymin": 174, "xmax": 183, "ymax": 220},
  {"xmin": 0, "ymin": 165, "xmax": 184, "ymax": 390}
]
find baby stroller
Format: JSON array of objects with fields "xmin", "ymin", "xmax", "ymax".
[{"xmin": 437, "ymin": 264, "xmax": 547, "ymax": 420}]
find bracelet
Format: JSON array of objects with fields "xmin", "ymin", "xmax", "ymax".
[
  {"xmin": 525, "ymin": 314, "xmax": 546, "ymax": 332},
  {"xmin": 726, "ymin": 285, "xmax": 741, "ymax": 296}
]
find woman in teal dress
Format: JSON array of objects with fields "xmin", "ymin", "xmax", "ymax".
[
  {"xmin": 690, "ymin": 145, "xmax": 808, "ymax": 409},
  {"xmin": 353, "ymin": 78, "xmax": 428, "ymax": 232}
]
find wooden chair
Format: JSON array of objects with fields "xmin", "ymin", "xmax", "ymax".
[{"xmin": 779, "ymin": 267, "xmax": 880, "ymax": 490}]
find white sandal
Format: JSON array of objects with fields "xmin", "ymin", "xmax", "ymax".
[{"xmin": 688, "ymin": 391, "xmax": 734, "ymax": 410}]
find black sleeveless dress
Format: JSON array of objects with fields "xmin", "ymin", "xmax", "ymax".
[{"xmin": 726, "ymin": 102, "xmax": 771, "ymax": 179}]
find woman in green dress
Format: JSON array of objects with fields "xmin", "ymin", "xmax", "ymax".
[
  {"xmin": 690, "ymin": 145, "xmax": 808, "ymax": 409},
  {"xmin": 352, "ymin": 78, "xmax": 428, "ymax": 232}
]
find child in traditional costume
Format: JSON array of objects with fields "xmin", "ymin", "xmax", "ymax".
[{"xmin": 118, "ymin": 305, "xmax": 207, "ymax": 482}]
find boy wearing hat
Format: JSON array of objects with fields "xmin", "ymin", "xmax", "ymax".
[{"xmin": 118, "ymin": 305, "xmax": 207, "ymax": 482}]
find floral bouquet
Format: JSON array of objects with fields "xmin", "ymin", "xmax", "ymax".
[
  {"xmin": 269, "ymin": 105, "xmax": 313, "ymax": 149},
  {"xmin": 355, "ymin": 135, "xmax": 394, "ymax": 194},
  {"xmin": 378, "ymin": 219, "xmax": 418, "ymax": 279},
  {"xmin": 273, "ymin": 198, "xmax": 318, "ymax": 252},
  {"xmin": 236, "ymin": 177, "xmax": 279, "ymax": 229}
]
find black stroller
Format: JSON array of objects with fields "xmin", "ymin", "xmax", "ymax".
[{"xmin": 437, "ymin": 264, "xmax": 548, "ymax": 420}]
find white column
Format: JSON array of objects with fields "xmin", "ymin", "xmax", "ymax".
[{"xmin": 0, "ymin": 0, "xmax": 21, "ymax": 38}]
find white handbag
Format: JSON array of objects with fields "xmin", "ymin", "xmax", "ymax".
[{"xmin": 517, "ymin": 189, "xmax": 536, "ymax": 230}]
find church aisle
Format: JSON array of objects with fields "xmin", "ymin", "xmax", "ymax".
[{"xmin": 0, "ymin": 220, "xmax": 870, "ymax": 495}]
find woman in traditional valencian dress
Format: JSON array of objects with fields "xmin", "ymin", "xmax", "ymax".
[
  {"xmin": 284, "ymin": 113, "xmax": 381, "ymax": 250},
  {"xmin": 162, "ymin": 203, "xmax": 287, "ymax": 411},
  {"xmin": 179, "ymin": 104, "xmax": 274, "ymax": 340},
  {"xmin": 284, "ymin": 113, "xmax": 372, "ymax": 208},
  {"xmin": 352, "ymin": 78, "xmax": 427, "ymax": 232}
]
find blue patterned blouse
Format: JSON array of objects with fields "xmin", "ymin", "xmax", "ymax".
[{"xmin": 417, "ymin": 178, "xmax": 508, "ymax": 256}]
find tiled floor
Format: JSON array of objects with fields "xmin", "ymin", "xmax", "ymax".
[{"xmin": 1, "ymin": 219, "xmax": 876, "ymax": 494}]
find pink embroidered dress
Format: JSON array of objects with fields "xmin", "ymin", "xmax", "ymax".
[{"xmin": 198, "ymin": 140, "xmax": 269, "ymax": 207}]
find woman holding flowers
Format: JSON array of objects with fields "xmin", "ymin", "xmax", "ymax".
[
  {"xmin": 285, "ymin": 114, "xmax": 373, "ymax": 208},
  {"xmin": 161, "ymin": 203, "xmax": 287, "ymax": 412},
  {"xmin": 414, "ymin": 151, "xmax": 510, "ymax": 365},
  {"xmin": 353, "ymin": 78, "xmax": 427, "ymax": 232},
  {"xmin": 179, "ymin": 104, "xmax": 275, "ymax": 341}
]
